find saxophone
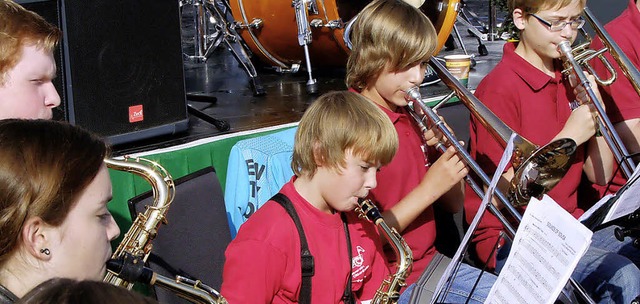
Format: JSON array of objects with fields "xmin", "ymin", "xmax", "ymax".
[
  {"xmin": 355, "ymin": 199, "xmax": 413, "ymax": 304},
  {"xmin": 104, "ymin": 156, "xmax": 227, "ymax": 304}
]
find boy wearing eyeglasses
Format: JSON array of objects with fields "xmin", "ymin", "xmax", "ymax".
[{"xmin": 464, "ymin": 0, "xmax": 640, "ymax": 302}]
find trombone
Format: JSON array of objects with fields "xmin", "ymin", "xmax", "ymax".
[
  {"xmin": 557, "ymin": 7, "xmax": 640, "ymax": 179},
  {"xmin": 404, "ymin": 58, "xmax": 594, "ymax": 303}
]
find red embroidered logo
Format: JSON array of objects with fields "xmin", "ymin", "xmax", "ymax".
[{"xmin": 129, "ymin": 105, "xmax": 144, "ymax": 123}]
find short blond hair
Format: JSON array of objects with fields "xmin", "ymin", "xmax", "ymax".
[
  {"xmin": 508, "ymin": 0, "xmax": 586, "ymax": 15},
  {"xmin": 292, "ymin": 91, "xmax": 398, "ymax": 177},
  {"xmin": 346, "ymin": 0, "xmax": 437, "ymax": 91},
  {"xmin": 0, "ymin": 0, "xmax": 61, "ymax": 85}
]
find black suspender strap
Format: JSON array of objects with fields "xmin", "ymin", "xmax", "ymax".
[
  {"xmin": 340, "ymin": 212, "xmax": 355, "ymax": 304},
  {"xmin": 272, "ymin": 193, "xmax": 314, "ymax": 304}
]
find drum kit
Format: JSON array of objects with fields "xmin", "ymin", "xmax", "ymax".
[{"xmin": 180, "ymin": 0, "xmax": 463, "ymax": 95}]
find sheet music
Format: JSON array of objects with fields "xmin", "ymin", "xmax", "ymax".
[
  {"xmin": 485, "ymin": 195, "xmax": 593, "ymax": 304},
  {"xmin": 579, "ymin": 165, "xmax": 640, "ymax": 226}
]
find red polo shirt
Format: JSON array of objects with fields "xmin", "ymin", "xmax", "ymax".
[
  {"xmin": 589, "ymin": 0, "xmax": 640, "ymax": 195},
  {"xmin": 368, "ymin": 103, "xmax": 438, "ymax": 286},
  {"xmin": 466, "ymin": 42, "xmax": 586, "ymax": 268}
]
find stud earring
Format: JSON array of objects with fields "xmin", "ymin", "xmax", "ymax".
[{"xmin": 40, "ymin": 248, "xmax": 50, "ymax": 256}]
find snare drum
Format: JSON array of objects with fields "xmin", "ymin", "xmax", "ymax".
[{"xmin": 230, "ymin": 0, "xmax": 459, "ymax": 69}]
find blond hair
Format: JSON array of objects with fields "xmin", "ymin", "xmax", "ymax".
[
  {"xmin": 346, "ymin": 0, "xmax": 438, "ymax": 91},
  {"xmin": 292, "ymin": 91, "xmax": 398, "ymax": 177},
  {"xmin": 508, "ymin": 0, "xmax": 586, "ymax": 14},
  {"xmin": 0, "ymin": 0, "xmax": 61, "ymax": 85}
]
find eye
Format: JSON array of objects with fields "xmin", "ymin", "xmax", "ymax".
[{"xmin": 98, "ymin": 212, "xmax": 113, "ymax": 223}]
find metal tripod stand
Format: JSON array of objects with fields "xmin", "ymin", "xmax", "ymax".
[{"xmin": 179, "ymin": 0, "xmax": 265, "ymax": 96}]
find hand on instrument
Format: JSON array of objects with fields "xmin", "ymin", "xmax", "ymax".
[
  {"xmin": 556, "ymin": 102, "xmax": 599, "ymax": 146},
  {"xmin": 422, "ymin": 113, "xmax": 453, "ymax": 147},
  {"xmin": 418, "ymin": 146, "xmax": 468, "ymax": 198},
  {"xmin": 568, "ymin": 73, "xmax": 605, "ymax": 112}
]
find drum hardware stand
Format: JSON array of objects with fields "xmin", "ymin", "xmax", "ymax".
[
  {"xmin": 452, "ymin": 1, "xmax": 490, "ymax": 58},
  {"xmin": 293, "ymin": 0, "xmax": 318, "ymax": 94},
  {"xmin": 186, "ymin": 95, "xmax": 231, "ymax": 132},
  {"xmin": 179, "ymin": 0, "xmax": 266, "ymax": 96}
]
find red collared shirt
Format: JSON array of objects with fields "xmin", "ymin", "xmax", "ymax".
[
  {"xmin": 368, "ymin": 103, "xmax": 438, "ymax": 286},
  {"xmin": 465, "ymin": 42, "xmax": 586, "ymax": 268},
  {"xmin": 589, "ymin": 0, "xmax": 640, "ymax": 195}
]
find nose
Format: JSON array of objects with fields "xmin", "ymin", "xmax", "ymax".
[
  {"xmin": 559, "ymin": 23, "xmax": 575, "ymax": 40},
  {"xmin": 408, "ymin": 64, "xmax": 426, "ymax": 86},
  {"xmin": 364, "ymin": 169, "xmax": 378, "ymax": 190},
  {"xmin": 107, "ymin": 217, "xmax": 121, "ymax": 241},
  {"xmin": 45, "ymin": 82, "xmax": 61, "ymax": 108}
]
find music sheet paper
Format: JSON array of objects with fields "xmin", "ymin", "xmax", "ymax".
[
  {"xmin": 485, "ymin": 195, "xmax": 593, "ymax": 304},
  {"xmin": 579, "ymin": 165, "xmax": 640, "ymax": 227}
]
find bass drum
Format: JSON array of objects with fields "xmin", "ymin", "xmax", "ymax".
[
  {"xmin": 229, "ymin": 0, "xmax": 459, "ymax": 69},
  {"xmin": 422, "ymin": 0, "xmax": 460, "ymax": 55}
]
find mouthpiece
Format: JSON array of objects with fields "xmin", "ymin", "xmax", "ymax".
[
  {"xmin": 106, "ymin": 254, "xmax": 155, "ymax": 284},
  {"xmin": 405, "ymin": 86, "xmax": 422, "ymax": 103},
  {"xmin": 557, "ymin": 40, "xmax": 573, "ymax": 58}
]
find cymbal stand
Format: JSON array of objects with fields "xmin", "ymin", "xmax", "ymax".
[
  {"xmin": 293, "ymin": 0, "xmax": 318, "ymax": 94},
  {"xmin": 179, "ymin": 0, "xmax": 265, "ymax": 96},
  {"xmin": 451, "ymin": 0, "xmax": 489, "ymax": 59}
]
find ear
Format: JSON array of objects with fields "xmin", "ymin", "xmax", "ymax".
[
  {"xmin": 312, "ymin": 142, "xmax": 325, "ymax": 167},
  {"xmin": 512, "ymin": 8, "xmax": 527, "ymax": 30},
  {"xmin": 21, "ymin": 217, "xmax": 53, "ymax": 261}
]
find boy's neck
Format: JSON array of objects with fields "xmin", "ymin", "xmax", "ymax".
[
  {"xmin": 514, "ymin": 40, "xmax": 557, "ymax": 77},
  {"xmin": 293, "ymin": 175, "xmax": 335, "ymax": 214}
]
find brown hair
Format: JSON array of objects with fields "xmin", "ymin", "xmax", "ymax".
[
  {"xmin": 0, "ymin": 0, "xmax": 61, "ymax": 85},
  {"xmin": 346, "ymin": 0, "xmax": 438, "ymax": 91},
  {"xmin": 507, "ymin": 0, "xmax": 586, "ymax": 15},
  {"xmin": 0, "ymin": 119, "xmax": 108, "ymax": 268},
  {"xmin": 17, "ymin": 278, "xmax": 158, "ymax": 304},
  {"xmin": 292, "ymin": 91, "xmax": 398, "ymax": 177}
]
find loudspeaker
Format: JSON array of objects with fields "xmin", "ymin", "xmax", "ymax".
[{"xmin": 17, "ymin": 0, "xmax": 189, "ymax": 145}]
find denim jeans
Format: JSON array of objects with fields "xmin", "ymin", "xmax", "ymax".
[
  {"xmin": 496, "ymin": 225, "xmax": 640, "ymax": 303},
  {"xmin": 397, "ymin": 263, "xmax": 497, "ymax": 304}
]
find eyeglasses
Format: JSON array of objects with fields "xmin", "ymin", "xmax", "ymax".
[{"xmin": 529, "ymin": 14, "xmax": 585, "ymax": 32}]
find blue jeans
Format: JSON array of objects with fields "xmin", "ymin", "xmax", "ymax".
[
  {"xmin": 496, "ymin": 225, "xmax": 640, "ymax": 304},
  {"xmin": 398, "ymin": 263, "xmax": 497, "ymax": 304}
]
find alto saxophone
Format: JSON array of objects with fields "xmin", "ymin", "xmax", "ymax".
[
  {"xmin": 355, "ymin": 199, "xmax": 413, "ymax": 304},
  {"xmin": 104, "ymin": 156, "xmax": 227, "ymax": 304}
]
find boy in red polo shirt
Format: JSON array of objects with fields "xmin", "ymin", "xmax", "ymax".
[
  {"xmin": 221, "ymin": 91, "xmax": 396, "ymax": 303},
  {"xmin": 466, "ymin": 0, "xmax": 640, "ymax": 302},
  {"xmin": 346, "ymin": 0, "xmax": 497, "ymax": 303},
  {"xmin": 589, "ymin": 0, "xmax": 640, "ymax": 196}
]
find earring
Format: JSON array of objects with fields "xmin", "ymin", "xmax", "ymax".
[{"xmin": 40, "ymin": 248, "xmax": 50, "ymax": 256}]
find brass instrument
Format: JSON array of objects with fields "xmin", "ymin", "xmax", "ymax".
[
  {"xmin": 423, "ymin": 58, "xmax": 578, "ymax": 208},
  {"xmin": 557, "ymin": 7, "xmax": 640, "ymax": 179},
  {"xmin": 104, "ymin": 156, "xmax": 227, "ymax": 304},
  {"xmin": 405, "ymin": 63, "xmax": 594, "ymax": 303},
  {"xmin": 355, "ymin": 199, "xmax": 412, "ymax": 304}
]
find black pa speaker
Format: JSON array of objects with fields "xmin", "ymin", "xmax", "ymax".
[{"xmin": 17, "ymin": 0, "xmax": 189, "ymax": 145}]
